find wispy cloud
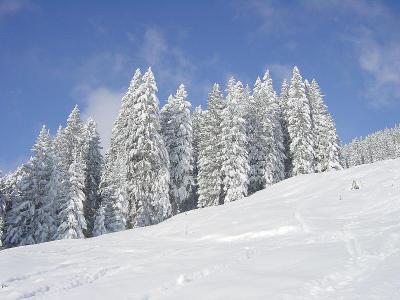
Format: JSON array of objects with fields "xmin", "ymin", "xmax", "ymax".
[
  {"xmin": 268, "ymin": 63, "xmax": 292, "ymax": 84},
  {"xmin": 77, "ymin": 27, "xmax": 200, "ymax": 151},
  {"xmin": 141, "ymin": 27, "xmax": 197, "ymax": 93},
  {"xmin": 349, "ymin": 28, "xmax": 400, "ymax": 108},
  {"xmin": 0, "ymin": 0, "xmax": 31, "ymax": 15},
  {"xmin": 236, "ymin": 0, "xmax": 400, "ymax": 108}
]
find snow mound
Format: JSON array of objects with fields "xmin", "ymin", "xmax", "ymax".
[{"xmin": 1, "ymin": 159, "xmax": 400, "ymax": 299}]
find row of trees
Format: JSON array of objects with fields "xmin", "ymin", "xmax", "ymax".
[
  {"xmin": 0, "ymin": 108, "xmax": 102, "ymax": 248},
  {"xmin": 0, "ymin": 66, "xmax": 342, "ymax": 249},
  {"xmin": 342, "ymin": 125, "xmax": 400, "ymax": 168}
]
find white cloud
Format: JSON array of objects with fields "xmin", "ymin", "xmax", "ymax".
[
  {"xmin": 76, "ymin": 28, "xmax": 203, "ymax": 152},
  {"xmin": 81, "ymin": 87, "xmax": 124, "ymax": 151},
  {"xmin": 268, "ymin": 63, "xmax": 292, "ymax": 84},
  {"xmin": 350, "ymin": 29, "xmax": 400, "ymax": 107}
]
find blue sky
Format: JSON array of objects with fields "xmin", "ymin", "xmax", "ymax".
[{"xmin": 1, "ymin": 0, "xmax": 400, "ymax": 172}]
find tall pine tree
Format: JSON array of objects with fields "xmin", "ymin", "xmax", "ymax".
[
  {"xmin": 308, "ymin": 79, "xmax": 342, "ymax": 172},
  {"xmin": 82, "ymin": 118, "xmax": 103, "ymax": 236},
  {"xmin": 197, "ymin": 84, "xmax": 226, "ymax": 207},
  {"xmin": 161, "ymin": 84, "xmax": 194, "ymax": 213},
  {"xmin": 286, "ymin": 67, "xmax": 315, "ymax": 176},
  {"xmin": 125, "ymin": 68, "xmax": 171, "ymax": 227},
  {"xmin": 220, "ymin": 78, "xmax": 249, "ymax": 203}
]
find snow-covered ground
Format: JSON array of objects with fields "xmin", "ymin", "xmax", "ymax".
[{"xmin": 1, "ymin": 159, "xmax": 400, "ymax": 300}]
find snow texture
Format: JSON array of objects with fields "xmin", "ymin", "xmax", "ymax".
[{"xmin": 1, "ymin": 159, "xmax": 400, "ymax": 299}]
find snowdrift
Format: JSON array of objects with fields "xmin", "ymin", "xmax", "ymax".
[{"xmin": 1, "ymin": 159, "xmax": 400, "ymax": 299}]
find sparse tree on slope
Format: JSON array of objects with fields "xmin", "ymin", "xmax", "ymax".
[
  {"xmin": 220, "ymin": 78, "xmax": 249, "ymax": 203},
  {"xmin": 161, "ymin": 84, "xmax": 194, "ymax": 213},
  {"xmin": 197, "ymin": 84, "xmax": 226, "ymax": 207},
  {"xmin": 287, "ymin": 67, "xmax": 315, "ymax": 176},
  {"xmin": 125, "ymin": 68, "xmax": 171, "ymax": 227}
]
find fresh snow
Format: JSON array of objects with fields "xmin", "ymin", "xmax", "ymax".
[{"xmin": 1, "ymin": 159, "xmax": 400, "ymax": 299}]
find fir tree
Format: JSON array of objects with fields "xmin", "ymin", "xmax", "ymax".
[
  {"xmin": 92, "ymin": 204, "xmax": 107, "ymax": 237},
  {"xmin": 125, "ymin": 68, "xmax": 171, "ymax": 227},
  {"xmin": 53, "ymin": 106, "xmax": 87, "ymax": 240},
  {"xmin": 308, "ymin": 79, "xmax": 342, "ymax": 172},
  {"xmin": 161, "ymin": 84, "xmax": 194, "ymax": 213},
  {"xmin": 99, "ymin": 69, "xmax": 142, "ymax": 232},
  {"xmin": 31, "ymin": 126, "xmax": 56, "ymax": 243},
  {"xmin": 4, "ymin": 164, "xmax": 35, "ymax": 247},
  {"xmin": 220, "ymin": 78, "xmax": 249, "ymax": 203},
  {"xmin": 279, "ymin": 79, "xmax": 291, "ymax": 178},
  {"xmin": 82, "ymin": 119, "xmax": 103, "ymax": 236},
  {"xmin": 286, "ymin": 67, "xmax": 315, "ymax": 176},
  {"xmin": 191, "ymin": 105, "xmax": 205, "ymax": 207},
  {"xmin": 100, "ymin": 152, "xmax": 128, "ymax": 232},
  {"xmin": 197, "ymin": 84, "xmax": 226, "ymax": 207}
]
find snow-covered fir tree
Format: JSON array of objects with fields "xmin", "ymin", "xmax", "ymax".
[
  {"xmin": 308, "ymin": 80, "xmax": 342, "ymax": 172},
  {"xmin": 99, "ymin": 69, "xmax": 142, "ymax": 232},
  {"xmin": 4, "ymin": 164, "xmax": 35, "ymax": 247},
  {"xmin": 197, "ymin": 84, "xmax": 226, "ymax": 207},
  {"xmin": 92, "ymin": 204, "xmax": 107, "ymax": 237},
  {"xmin": 53, "ymin": 107, "xmax": 87, "ymax": 240},
  {"xmin": 4, "ymin": 127, "xmax": 56, "ymax": 247},
  {"xmin": 30, "ymin": 126, "xmax": 56, "ymax": 243},
  {"xmin": 99, "ymin": 151, "xmax": 128, "ymax": 233},
  {"xmin": 220, "ymin": 78, "xmax": 249, "ymax": 203},
  {"xmin": 82, "ymin": 118, "xmax": 103, "ymax": 237},
  {"xmin": 286, "ymin": 67, "xmax": 315, "ymax": 176},
  {"xmin": 342, "ymin": 124, "xmax": 400, "ymax": 168},
  {"xmin": 161, "ymin": 84, "xmax": 194, "ymax": 213},
  {"xmin": 191, "ymin": 105, "xmax": 205, "ymax": 206},
  {"xmin": 0, "ymin": 171, "xmax": 5, "ymax": 248},
  {"xmin": 247, "ymin": 71, "xmax": 285, "ymax": 194},
  {"xmin": 125, "ymin": 68, "xmax": 171, "ymax": 227},
  {"xmin": 279, "ymin": 79, "xmax": 291, "ymax": 178}
]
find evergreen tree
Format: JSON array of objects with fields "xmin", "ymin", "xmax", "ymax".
[
  {"xmin": 55, "ymin": 148, "xmax": 87, "ymax": 239},
  {"xmin": 161, "ymin": 84, "xmax": 194, "ymax": 213},
  {"xmin": 92, "ymin": 204, "xmax": 107, "ymax": 237},
  {"xmin": 53, "ymin": 107, "xmax": 87, "ymax": 239},
  {"xmin": 4, "ymin": 164, "xmax": 35, "ymax": 247},
  {"xmin": 31, "ymin": 126, "xmax": 56, "ymax": 243},
  {"xmin": 99, "ymin": 69, "xmax": 142, "ymax": 232},
  {"xmin": 0, "ymin": 171, "xmax": 5, "ymax": 248},
  {"xmin": 191, "ymin": 105, "xmax": 205, "ymax": 207},
  {"xmin": 220, "ymin": 78, "xmax": 249, "ymax": 203},
  {"xmin": 197, "ymin": 84, "xmax": 226, "ymax": 207},
  {"xmin": 247, "ymin": 71, "xmax": 285, "ymax": 194},
  {"xmin": 308, "ymin": 79, "xmax": 342, "ymax": 171},
  {"xmin": 286, "ymin": 67, "xmax": 315, "ymax": 176},
  {"xmin": 100, "ymin": 152, "xmax": 128, "ymax": 232},
  {"xmin": 125, "ymin": 68, "xmax": 171, "ymax": 227},
  {"xmin": 82, "ymin": 119, "xmax": 103, "ymax": 236},
  {"xmin": 279, "ymin": 79, "xmax": 292, "ymax": 178}
]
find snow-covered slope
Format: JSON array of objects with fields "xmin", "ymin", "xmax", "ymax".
[{"xmin": 1, "ymin": 159, "xmax": 400, "ymax": 300}]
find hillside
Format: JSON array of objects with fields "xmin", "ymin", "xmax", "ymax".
[{"xmin": 1, "ymin": 159, "xmax": 400, "ymax": 300}]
